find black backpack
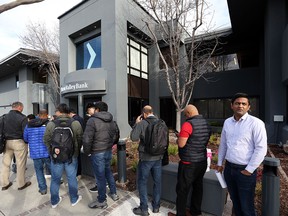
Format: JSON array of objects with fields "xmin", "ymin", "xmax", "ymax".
[
  {"xmin": 51, "ymin": 118, "xmax": 74, "ymax": 163},
  {"xmin": 0, "ymin": 115, "xmax": 6, "ymax": 154},
  {"xmin": 144, "ymin": 118, "xmax": 169, "ymax": 156},
  {"xmin": 113, "ymin": 121, "xmax": 120, "ymax": 144}
]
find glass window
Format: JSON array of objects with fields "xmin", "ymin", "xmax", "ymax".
[
  {"xmin": 131, "ymin": 69, "xmax": 140, "ymax": 77},
  {"xmin": 76, "ymin": 35, "xmax": 101, "ymax": 70},
  {"xmin": 142, "ymin": 54, "xmax": 147, "ymax": 72},
  {"xmin": 130, "ymin": 47, "xmax": 141, "ymax": 70},
  {"xmin": 194, "ymin": 97, "xmax": 259, "ymax": 120},
  {"xmin": 127, "ymin": 37, "xmax": 148, "ymax": 79}
]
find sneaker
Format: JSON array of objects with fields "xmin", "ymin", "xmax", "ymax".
[
  {"xmin": 39, "ymin": 190, "xmax": 47, "ymax": 195},
  {"xmin": 88, "ymin": 200, "xmax": 108, "ymax": 209},
  {"xmin": 71, "ymin": 195, "xmax": 82, "ymax": 207},
  {"xmin": 76, "ymin": 175, "xmax": 82, "ymax": 181},
  {"xmin": 133, "ymin": 207, "xmax": 149, "ymax": 216},
  {"xmin": 44, "ymin": 174, "xmax": 51, "ymax": 179},
  {"xmin": 108, "ymin": 193, "xmax": 119, "ymax": 201},
  {"xmin": 152, "ymin": 208, "xmax": 159, "ymax": 213},
  {"xmin": 52, "ymin": 197, "xmax": 62, "ymax": 208},
  {"xmin": 89, "ymin": 185, "xmax": 98, "ymax": 193}
]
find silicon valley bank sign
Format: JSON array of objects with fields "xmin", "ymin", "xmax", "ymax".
[{"xmin": 61, "ymin": 80, "xmax": 106, "ymax": 95}]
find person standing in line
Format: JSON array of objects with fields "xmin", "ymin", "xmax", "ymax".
[
  {"xmin": 169, "ymin": 104, "xmax": 211, "ymax": 216},
  {"xmin": 130, "ymin": 105, "xmax": 163, "ymax": 216},
  {"xmin": 84, "ymin": 103, "xmax": 96, "ymax": 126},
  {"xmin": 83, "ymin": 101, "xmax": 119, "ymax": 209},
  {"xmin": 44, "ymin": 103, "xmax": 83, "ymax": 208},
  {"xmin": 69, "ymin": 108, "xmax": 85, "ymax": 181},
  {"xmin": 23, "ymin": 109, "xmax": 50, "ymax": 195},
  {"xmin": 1, "ymin": 101, "xmax": 31, "ymax": 191},
  {"xmin": 83, "ymin": 103, "xmax": 100, "ymax": 193},
  {"xmin": 217, "ymin": 93, "xmax": 267, "ymax": 216}
]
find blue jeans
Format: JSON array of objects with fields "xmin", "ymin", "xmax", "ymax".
[
  {"xmin": 33, "ymin": 157, "xmax": 51, "ymax": 192},
  {"xmin": 224, "ymin": 161, "xmax": 257, "ymax": 216},
  {"xmin": 90, "ymin": 150, "xmax": 117, "ymax": 203},
  {"xmin": 137, "ymin": 159, "xmax": 162, "ymax": 211},
  {"xmin": 50, "ymin": 157, "xmax": 79, "ymax": 205}
]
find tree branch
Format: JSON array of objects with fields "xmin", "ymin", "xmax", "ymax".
[{"xmin": 0, "ymin": 0, "xmax": 44, "ymax": 14}]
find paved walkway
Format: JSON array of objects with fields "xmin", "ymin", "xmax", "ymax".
[{"xmin": 0, "ymin": 154, "xmax": 232, "ymax": 216}]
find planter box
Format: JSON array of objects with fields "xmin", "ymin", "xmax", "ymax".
[{"xmin": 147, "ymin": 163, "xmax": 227, "ymax": 216}]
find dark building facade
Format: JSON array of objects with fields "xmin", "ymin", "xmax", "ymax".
[{"xmin": 58, "ymin": 0, "xmax": 288, "ymax": 144}]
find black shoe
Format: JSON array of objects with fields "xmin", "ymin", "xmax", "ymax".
[
  {"xmin": 18, "ymin": 181, "xmax": 31, "ymax": 190},
  {"xmin": 2, "ymin": 182, "xmax": 12, "ymax": 191},
  {"xmin": 133, "ymin": 207, "xmax": 149, "ymax": 216},
  {"xmin": 39, "ymin": 190, "xmax": 47, "ymax": 195},
  {"xmin": 89, "ymin": 185, "xmax": 98, "ymax": 193},
  {"xmin": 152, "ymin": 208, "xmax": 159, "ymax": 213}
]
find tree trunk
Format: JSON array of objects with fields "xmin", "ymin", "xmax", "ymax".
[{"xmin": 176, "ymin": 110, "xmax": 182, "ymax": 132}]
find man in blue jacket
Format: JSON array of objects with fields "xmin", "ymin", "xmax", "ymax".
[{"xmin": 24, "ymin": 109, "xmax": 50, "ymax": 195}]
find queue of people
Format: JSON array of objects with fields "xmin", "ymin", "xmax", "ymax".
[{"xmin": 0, "ymin": 92, "xmax": 268, "ymax": 216}]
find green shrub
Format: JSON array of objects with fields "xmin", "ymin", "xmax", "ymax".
[
  {"xmin": 110, "ymin": 155, "xmax": 117, "ymax": 166},
  {"xmin": 131, "ymin": 159, "xmax": 139, "ymax": 172},
  {"xmin": 168, "ymin": 144, "xmax": 178, "ymax": 156}
]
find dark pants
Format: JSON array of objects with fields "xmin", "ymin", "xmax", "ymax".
[
  {"xmin": 224, "ymin": 161, "xmax": 257, "ymax": 216},
  {"xmin": 176, "ymin": 160, "xmax": 207, "ymax": 216}
]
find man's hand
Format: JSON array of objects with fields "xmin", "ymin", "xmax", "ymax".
[
  {"xmin": 241, "ymin": 170, "xmax": 252, "ymax": 176},
  {"xmin": 216, "ymin": 165, "xmax": 224, "ymax": 173},
  {"xmin": 136, "ymin": 115, "xmax": 142, "ymax": 124}
]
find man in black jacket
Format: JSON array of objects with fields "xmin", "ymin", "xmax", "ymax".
[
  {"xmin": 1, "ymin": 101, "xmax": 30, "ymax": 191},
  {"xmin": 172, "ymin": 104, "xmax": 211, "ymax": 216},
  {"xmin": 69, "ymin": 108, "xmax": 85, "ymax": 181},
  {"xmin": 83, "ymin": 101, "xmax": 119, "ymax": 209}
]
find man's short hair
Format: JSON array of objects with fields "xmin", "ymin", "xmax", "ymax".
[
  {"xmin": 39, "ymin": 109, "xmax": 48, "ymax": 117},
  {"xmin": 142, "ymin": 105, "xmax": 153, "ymax": 114},
  {"xmin": 94, "ymin": 101, "xmax": 108, "ymax": 112},
  {"xmin": 56, "ymin": 103, "xmax": 70, "ymax": 114},
  {"xmin": 12, "ymin": 101, "xmax": 23, "ymax": 108},
  {"xmin": 69, "ymin": 108, "xmax": 76, "ymax": 114},
  {"xmin": 86, "ymin": 103, "xmax": 96, "ymax": 111},
  {"xmin": 27, "ymin": 114, "xmax": 36, "ymax": 120},
  {"xmin": 231, "ymin": 93, "xmax": 250, "ymax": 104}
]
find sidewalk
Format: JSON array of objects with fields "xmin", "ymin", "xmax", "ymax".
[{"xmin": 0, "ymin": 155, "xmax": 232, "ymax": 216}]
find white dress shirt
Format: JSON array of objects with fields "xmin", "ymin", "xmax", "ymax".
[{"xmin": 217, "ymin": 113, "xmax": 267, "ymax": 173}]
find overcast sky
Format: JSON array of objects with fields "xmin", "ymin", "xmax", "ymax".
[{"xmin": 0, "ymin": 0, "xmax": 230, "ymax": 60}]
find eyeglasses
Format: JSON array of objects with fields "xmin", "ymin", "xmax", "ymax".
[{"xmin": 234, "ymin": 102, "xmax": 248, "ymax": 106}]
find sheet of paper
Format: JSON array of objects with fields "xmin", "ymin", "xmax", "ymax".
[{"xmin": 215, "ymin": 171, "xmax": 227, "ymax": 188}]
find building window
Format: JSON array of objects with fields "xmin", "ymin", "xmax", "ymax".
[
  {"xmin": 209, "ymin": 54, "xmax": 239, "ymax": 72},
  {"xmin": 33, "ymin": 68, "xmax": 47, "ymax": 84},
  {"xmin": 16, "ymin": 75, "xmax": 19, "ymax": 88},
  {"xmin": 76, "ymin": 35, "xmax": 101, "ymax": 70},
  {"xmin": 194, "ymin": 97, "xmax": 259, "ymax": 120},
  {"xmin": 127, "ymin": 37, "xmax": 148, "ymax": 79}
]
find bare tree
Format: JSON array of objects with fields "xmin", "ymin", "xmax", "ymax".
[
  {"xmin": 19, "ymin": 21, "xmax": 60, "ymax": 107},
  {"xmin": 138, "ymin": 0, "xmax": 218, "ymax": 130},
  {"xmin": 0, "ymin": 0, "xmax": 44, "ymax": 14}
]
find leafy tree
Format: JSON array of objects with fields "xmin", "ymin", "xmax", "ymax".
[
  {"xmin": 19, "ymin": 21, "xmax": 60, "ymax": 107},
  {"xmin": 0, "ymin": 0, "xmax": 44, "ymax": 14},
  {"xmin": 138, "ymin": 0, "xmax": 218, "ymax": 130}
]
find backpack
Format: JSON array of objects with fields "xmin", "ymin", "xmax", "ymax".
[
  {"xmin": 51, "ymin": 118, "xmax": 74, "ymax": 163},
  {"xmin": 0, "ymin": 115, "xmax": 6, "ymax": 154},
  {"xmin": 113, "ymin": 121, "xmax": 120, "ymax": 144},
  {"xmin": 144, "ymin": 118, "xmax": 169, "ymax": 156}
]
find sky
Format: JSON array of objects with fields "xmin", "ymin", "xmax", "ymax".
[{"xmin": 0, "ymin": 0, "xmax": 230, "ymax": 60}]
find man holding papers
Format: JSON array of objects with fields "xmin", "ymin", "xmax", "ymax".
[{"xmin": 217, "ymin": 93, "xmax": 267, "ymax": 216}]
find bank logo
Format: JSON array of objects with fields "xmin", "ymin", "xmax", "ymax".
[{"xmin": 86, "ymin": 43, "xmax": 96, "ymax": 69}]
